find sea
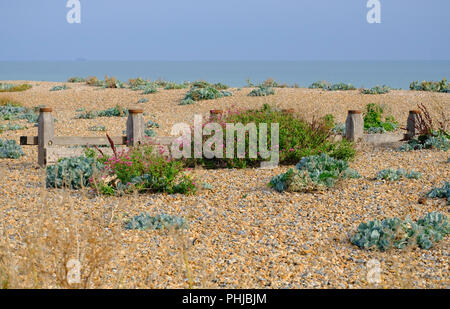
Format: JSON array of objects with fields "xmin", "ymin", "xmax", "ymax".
[{"xmin": 0, "ymin": 61, "xmax": 449, "ymax": 89}]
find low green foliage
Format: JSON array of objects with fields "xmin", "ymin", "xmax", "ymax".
[
  {"xmin": 426, "ymin": 182, "xmax": 450, "ymax": 205},
  {"xmin": 0, "ymin": 83, "xmax": 32, "ymax": 93},
  {"xmin": 146, "ymin": 120, "xmax": 160, "ymax": 128},
  {"xmin": 364, "ymin": 103, "xmax": 398, "ymax": 133},
  {"xmin": 399, "ymin": 132, "xmax": 449, "ymax": 151},
  {"xmin": 137, "ymin": 98, "xmax": 149, "ymax": 104},
  {"xmin": 0, "ymin": 139, "xmax": 24, "ymax": 159},
  {"xmin": 0, "ymin": 122, "xmax": 27, "ymax": 131},
  {"xmin": 50, "ymin": 85, "xmax": 69, "ymax": 91},
  {"xmin": 0, "ymin": 97, "xmax": 22, "ymax": 107},
  {"xmin": 144, "ymin": 129, "xmax": 156, "ymax": 137},
  {"xmin": 181, "ymin": 86, "xmax": 231, "ymax": 105},
  {"xmin": 46, "ymin": 156, "xmax": 104, "ymax": 190},
  {"xmin": 309, "ymin": 81, "xmax": 355, "ymax": 91},
  {"xmin": 67, "ymin": 77, "xmax": 86, "ymax": 83},
  {"xmin": 76, "ymin": 106, "xmax": 128, "ymax": 119},
  {"xmin": 410, "ymin": 78, "xmax": 449, "ymax": 93},
  {"xmin": 248, "ymin": 86, "xmax": 275, "ymax": 97},
  {"xmin": 361, "ymin": 85, "xmax": 391, "ymax": 94},
  {"xmin": 125, "ymin": 213, "xmax": 187, "ymax": 231},
  {"xmin": 269, "ymin": 154, "xmax": 360, "ymax": 193},
  {"xmin": 0, "ymin": 104, "xmax": 39, "ymax": 123},
  {"xmin": 376, "ymin": 168, "xmax": 422, "ymax": 181},
  {"xmin": 88, "ymin": 125, "xmax": 106, "ymax": 132},
  {"xmin": 351, "ymin": 212, "xmax": 449, "ymax": 251},
  {"xmin": 164, "ymin": 82, "xmax": 189, "ymax": 90}
]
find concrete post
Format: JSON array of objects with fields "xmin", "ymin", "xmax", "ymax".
[
  {"xmin": 406, "ymin": 110, "xmax": 421, "ymax": 140},
  {"xmin": 127, "ymin": 109, "xmax": 144, "ymax": 146},
  {"xmin": 38, "ymin": 107, "xmax": 55, "ymax": 167},
  {"xmin": 345, "ymin": 110, "xmax": 364, "ymax": 142}
]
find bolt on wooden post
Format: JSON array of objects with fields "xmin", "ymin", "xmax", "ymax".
[
  {"xmin": 406, "ymin": 110, "xmax": 421, "ymax": 140},
  {"xmin": 345, "ymin": 110, "xmax": 364, "ymax": 142},
  {"xmin": 38, "ymin": 108, "xmax": 55, "ymax": 167},
  {"xmin": 126, "ymin": 108, "xmax": 144, "ymax": 146}
]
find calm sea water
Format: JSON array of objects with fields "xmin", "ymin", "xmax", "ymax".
[{"xmin": 0, "ymin": 61, "xmax": 449, "ymax": 89}]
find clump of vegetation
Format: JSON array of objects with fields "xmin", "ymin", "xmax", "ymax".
[
  {"xmin": 128, "ymin": 77, "xmax": 151, "ymax": 89},
  {"xmin": 248, "ymin": 86, "xmax": 275, "ymax": 97},
  {"xmin": 125, "ymin": 213, "xmax": 187, "ymax": 231},
  {"xmin": 376, "ymin": 168, "xmax": 422, "ymax": 181},
  {"xmin": 269, "ymin": 154, "xmax": 360, "ymax": 193},
  {"xmin": 67, "ymin": 77, "xmax": 86, "ymax": 83},
  {"xmin": 180, "ymin": 85, "xmax": 231, "ymax": 105},
  {"xmin": 50, "ymin": 85, "xmax": 69, "ymax": 91},
  {"xmin": 399, "ymin": 103, "xmax": 449, "ymax": 151},
  {"xmin": 0, "ymin": 97, "xmax": 22, "ymax": 107},
  {"xmin": 0, "ymin": 123, "xmax": 27, "ymax": 131},
  {"xmin": 88, "ymin": 125, "xmax": 106, "ymax": 132},
  {"xmin": 361, "ymin": 85, "xmax": 391, "ymax": 94},
  {"xmin": 76, "ymin": 106, "xmax": 128, "ymax": 119},
  {"xmin": 91, "ymin": 138, "xmax": 197, "ymax": 196},
  {"xmin": 184, "ymin": 105, "xmax": 356, "ymax": 169},
  {"xmin": 46, "ymin": 156, "xmax": 103, "ymax": 190},
  {"xmin": 364, "ymin": 103, "xmax": 398, "ymax": 133},
  {"xmin": 146, "ymin": 120, "xmax": 160, "ymax": 128},
  {"xmin": 164, "ymin": 82, "xmax": 189, "ymax": 90},
  {"xmin": 0, "ymin": 139, "xmax": 24, "ymax": 159},
  {"xmin": 85, "ymin": 76, "xmax": 124, "ymax": 88},
  {"xmin": 0, "ymin": 104, "xmax": 39, "ymax": 123},
  {"xmin": 0, "ymin": 83, "xmax": 32, "ymax": 93},
  {"xmin": 426, "ymin": 182, "xmax": 450, "ymax": 205},
  {"xmin": 309, "ymin": 81, "xmax": 355, "ymax": 91},
  {"xmin": 351, "ymin": 212, "xmax": 449, "ymax": 251},
  {"xmin": 144, "ymin": 129, "xmax": 156, "ymax": 137},
  {"xmin": 410, "ymin": 78, "xmax": 449, "ymax": 93},
  {"xmin": 142, "ymin": 85, "xmax": 158, "ymax": 94},
  {"xmin": 137, "ymin": 98, "xmax": 149, "ymax": 104}
]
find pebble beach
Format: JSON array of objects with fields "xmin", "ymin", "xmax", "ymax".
[{"xmin": 0, "ymin": 81, "xmax": 449, "ymax": 289}]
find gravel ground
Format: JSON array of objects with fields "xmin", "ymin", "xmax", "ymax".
[{"xmin": 0, "ymin": 81, "xmax": 448, "ymax": 289}]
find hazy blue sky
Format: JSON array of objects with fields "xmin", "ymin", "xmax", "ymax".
[{"xmin": 1, "ymin": 0, "xmax": 449, "ymax": 61}]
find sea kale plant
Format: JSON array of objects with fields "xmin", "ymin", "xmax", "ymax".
[
  {"xmin": 269, "ymin": 154, "xmax": 360, "ymax": 193},
  {"xmin": 426, "ymin": 182, "xmax": 450, "ymax": 205},
  {"xmin": 309, "ymin": 81, "xmax": 356, "ymax": 91},
  {"xmin": 376, "ymin": 168, "xmax": 422, "ymax": 181},
  {"xmin": 75, "ymin": 105, "xmax": 128, "ymax": 119},
  {"xmin": 181, "ymin": 83, "xmax": 232, "ymax": 105},
  {"xmin": 361, "ymin": 85, "xmax": 391, "ymax": 95},
  {"xmin": 124, "ymin": 213, "xmax": 187, "ymax": 231},
  {"xmin": 248, "ymin": 86, "xmax": 275, "ymax": 97},
  {"xmin": 351, "ymin": 212, "xmax": 449, "ymax": 251},
  {"xmin": 410, "ymin": 78, "xmax": 449, "ymax": 93},
  {"xmin": 67, "ymin": 77, "xmax": 86, "ymax": 83},
  {"xmin": 50, "ymin": 85, "xmax": 69, "ymax": 91},
  {"xmin": 46, "ymin": 156, "xmax": 104, "ymax": 190},
  {"xmin": 0, "ymin": 104, "xmax": 39, "ymax": 123},
  {"xmin": 0, "ymin": 83, "xmax": 32, "ymax": 93},
  {"xmin": 364, "ymin": 103, "xmax": 398, "ymax": 133},
  {"xmin": 0, "ymin": 139, "xmax": 24, "ymax": 159}
]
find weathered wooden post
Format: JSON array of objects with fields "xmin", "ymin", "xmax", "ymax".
[
  {"xmin": 345, "ymin": 110, "xmax": 364, "ymax": 142},
  {"xmin": 406, "ymin": 110, "xmax": 421, "ymax": 140},
  {"xmin": 126, "ymin": 108, "xmax": 144, "ymax": 146},
  {"xmin": 38, "ymin": 107, "xmax": 55, "ymax": 167},
  {"xmin": 210, "ymin": 110, "xmax": 223, "ymax": 121}
]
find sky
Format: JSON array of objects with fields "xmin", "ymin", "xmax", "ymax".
[{"xmin": 0, "ymin": 0, "xmax": 449, "ymax": 61}]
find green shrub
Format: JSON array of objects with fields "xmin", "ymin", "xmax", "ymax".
[
  {"xmin": 0, "ymin": 83, "xmax": 32, "ymax": 93},
  {"xmin": 146, "ymin": 120, "xmax": 160, "ymax": 128},
  {"xmin": 184, "ymin": 105, "xmax": 356, "ymax": 169},
  {"xmin": 361, "ymin": 85, "xmax": 391, "ymax": 94},
  {"xmin": 92, "ymin": 144, "xmax": 197, "ymax": 195},
  {"xmin": 309, "ymin": 81, "xmax": 355, "ymax": 91},
  {"xmin": 426, "ymin": 182, "xmax": 450, "ymax": 205},
  {"xmin": 88, "ymin": 125, "xmax": 106, "ymax": 132},
  {"xmin": 137, "ymin": 98, "xmax": 149, "ymax": 104},
  {"xmin": 180, "ymin": 86, "xmax": 231, "ymax": 104},
  {"xmin": 0, "ymin": 123, "xmax": 27, "ymax": 131},
  {"xmin": 0, "ymin": 104, "xmax": 38, "ymax": 123},
  {"xmin": 0, "ymin": 139, "xmax": 24, "ymax": 159},
  {"xmin": 50, "ymin": 85, "xmax": 69, "ymax": 91},
  {"xmin": 0, "ymin": 97, "xmax": 22, "ymax": 107},
  {"xmin": 351, "ymin": 212, "xmax": 449, "ymax": 251},
  {"xmin": 269, "ymin": 154, "xmax": 360, "ymax": 192},
  {"xmin": 76, "ymin": 106, "xmax": 128, "ymax": 119},
  {"xmin": 410, "ymin": 78, "xmax": 449, "ymax": 93},
  {"xmin": 376, "ymin": 168, "xmax": 422, "ymax": 181},
  {"xmin": 164, "ymin": 82, "xmax": 189, "ymax": 90},
  {"xmin": 125, "ymin": 213, "xmax": 187, "ymax": 231},
  {"xmin": 67, "ymin": 77, "xmax": 86, "ymax": 83},
  {"xmin": 142, "ymin": 85, "xmax": 158, "ymax": 94},
  {"xmin": 128, "ymin": 78, "xmax": 152, "ymax": 89},
  {"xmin": 248, "ymin": 86, "xmax": 275, "ymax": 97},
  {"xmin": 364, "ymin": 103, "xmax": 398, "ymax": 133},
  {"xmin": 399, "ymin": 132, "xmax": 449, "ymax": 151},
  {"xmin": 144, "ymin": 129, "xmax": 156, "ymax": 137},
  {"xmin": 46, "ymin": 156, "xmax": 103, "ymax": 190}
]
